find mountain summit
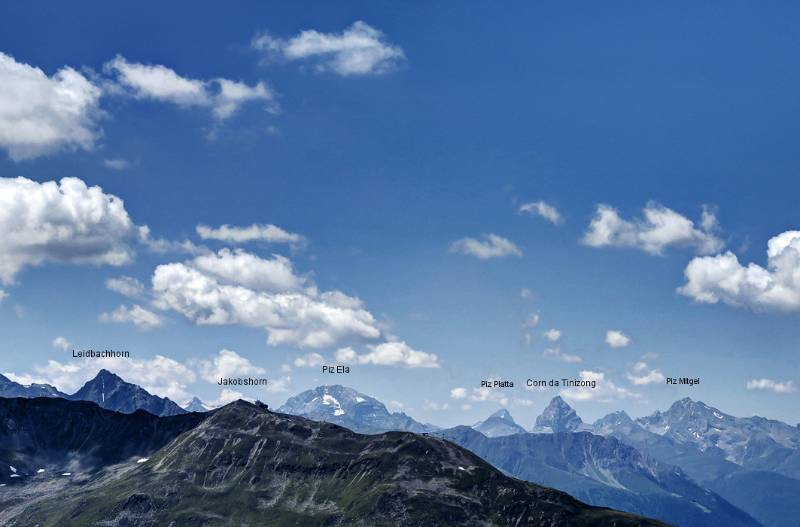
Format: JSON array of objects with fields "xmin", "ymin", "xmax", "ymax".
[
  {"xmin": 278, "ymin": 385, "xmax": 436, "ymax": 434},
  {"xmin": 473, "ymin": 408, "xmax": 526, "ymax": 437},
  {"xmin": 68, "ymin": 369, "xmax": 186, "ymax": 417},
  {"xmin": 533, "ymin": 396, "xmax": 588, "ymax": 433}
]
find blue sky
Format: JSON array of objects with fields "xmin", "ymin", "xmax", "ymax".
[{"xmin": 1, "ymin": 1, "xmax": 799, "ymax": 426}]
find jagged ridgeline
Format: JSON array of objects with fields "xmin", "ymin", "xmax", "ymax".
[{"xmin": 6, "ymin": 400, "xmax": 665, "ymax": 527}]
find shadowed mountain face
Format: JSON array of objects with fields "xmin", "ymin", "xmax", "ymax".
[
  {"xmin": 0, "ymin": 374, "xmax": 65, "ymax": 399},
  {"xmin": 472, "ymin": 408, "xmax": 527, "ymax": 437},
  {"xmin": 278, "ymin": 384, "xmax": 437, "ymax": 434},
  {"xmin": 67, "ymin": 369, "xmax": 186, "ymax": 417},
  {"xmin": 437, "ymin": 426, "xmax": 761, "ymax": 527},
  {"xmin": 9, "ymin": 401, "xmax": 666, "ymax": 527},
  {"xmin": 0, "ymin": 397, "xmax": 206, "ymax": 483}
]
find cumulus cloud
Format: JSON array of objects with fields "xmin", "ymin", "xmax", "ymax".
[
  {"xmin": 561, "ymin": 370, "xmax": 637, "ymax": 403},
  {"xmin": 0, "ymin": 52, "xmax": 102, "ymax": 161},
  {"xmin": 191, "ymin": 248, "xmax": 305, "ymax": 292},
  {"xmin": 450, "ymin": 387, "xmax": 468, "ymax": 399},
  {"xmin": 450, "ymin": 234, "xmax": 522, "ymax": 259},
  {"xmin": 519, "ymin": 288, "xmax": 534, "ymax": 300},
  {"xmin": 7, "ymin": 354, "xmax": 196, "ymax": 401},
  {"xmin": 543, "ymin": 347, "xmax": 583, "ymax": 363},
  {"xmin": 626, "ymin": 362, "xmax": 665, "ymax": 385},
  {"xmin": 197, "ymin": 349, "xmax": 265, "ymax": 383},
  {"xmin": 99, "ymin": 304, "xmax": 164, "ymax": 330},
  {"xmin": 252, "ymin": 21, "xmax": 405, "ymax": 76},
  {"xmin": 105, "ymin": 56, "xmax": 275, "ymax": 120},
  {"xmin": 51, "ymin": 336, "xmax": 71, "ymax": 351},
  {"xmin": 196, "ymin": 223, "xmax": 305, "ymax": 247},
  {"xmin": 0, "ymin": 177, "xmax": 140, "ymax": 285},
  {"xmin": 605, "ymin": 330, "xmax": 631, "ymax": 348},
  {"xmin": 0, "ymin": 289, "xmax": 7, "ymax": 303},
  {"xmin": 152, "ymin": 249, "xmax": 381, "ymax": 348},
  {"xmin": 519, "ymin": 200, "xmax": 563, "ymax": 225},
  {"xmin": 209, "ymin": 388, "xmax": 249, "ymax": 407},
  {"xmin": 105, "ymin": 276, "xmax": 145, "ymax": 298},
  {"xmin": 543, "ymin": 329, "xmax": 561, "ymax": 342},
  {"xmin": 293, "ymin": 352, "xmax": 325, "ymax": 368},
  {"xmin": 679, "ymin": 231, "xmax": 800, "ymax": 311},
  {"xmin": 582, "ymin": 203, "xmax": 723, "ymax": 255},
  {"xmin": 335, "ymin": 341, "xmax": 439, "ymax": 368},
  {"xmin": 461, "ymin": 381, "xmax": 510, "ymax": 406},
  {"xmin": 746, "ymin": 378, "xmax": 796, "ymax": 394}
]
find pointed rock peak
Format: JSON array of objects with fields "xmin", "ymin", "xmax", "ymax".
[
  {"xmin": 94, "ymin": 369, "xmax": 123, "ymax": 383},
  {"xmin": 596, "ymin": 410, "xmax": 633, "ymax": 424},
  {"xmin": 489, "ymin": 408, "xmax": 515, "ymax": 422},
  {"xmin": 534, "ymin": 395, "xmax": 583, "ymax": 433}
]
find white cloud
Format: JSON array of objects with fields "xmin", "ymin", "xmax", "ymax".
[
  {"xmin": 582, "ymin": 203, "xmax": 723, "ymax": 255},
  {"xmin": 423, "ymin": 400, "xmax": 449, "ymax": 411},
  {"xmin": 0, "ymin": 52, "xmax": 102, "ymax": 161},
  {"xmin": 605, "ymin": 330, "xmax": 631, "ymax": 348},
  {"xmin": 280, "ymin": 363, "xmax": 292, "ymax": 373},
  {"xmin": 519, "ymin": 288, "xmax": 534, "ymax": 300},
  {"xmin": 523, "ymin": 312, "xmax": 540, "ymax": 328},
  {"xmin": 746, "ymin": 378, "xmax": 796, "ymax": 394},
  {"xmin": 105, "ymin": 56, "xmax": 275, "ymax": 120},
  {"xmin": 192, "ymin": 248, "xmax": 305, "ymax": 293},
  {"xmin": 450, "ymin": 234, "xmax": 522, "ymax": 259},
  {"xmin": 519, "ymin": 200, "xmax": 563, "ymax": 225},
  {"xmin": 450, "ymin": 387, "xmax": 467, "ymax": 399},
  {"xmin": 543, "ymin": 347, "xmax": 583, "ymax": 363},
  {"xmin": 196, "ymin": 223, "xmax": 305, "ymax": 246},
  {"xmin": 105, "ymin": 276, "xmax": 145, "ymax": 298},
  {"xmin": 388, "ymin": 400, "xmax": 405, "ymax": 410},
  {"xmin": 264, "ymin": 375, "xmax": 292, "ymax": 393},
  {"xmin": 543, "ymin": 328, "xmax": 561, "ymax": 342},
  {"xmin": 103, "ymin": 158, "xmax": 130, "ymax": 170},
  {"xmin": 679, "ymin": 231, "xmax": 800, "ymax": 311},
  {"xmin": 197, "ymin": 349, "xmax": 266, "ymax": 383},
  {"xmin": 253, "ymin": 21, "xmax": 405, "ymax": 76},
  {"xmin": 10, "ymin": 354, "xmax": 195, "ymax": 401},
  {"xmin": 561, "ymin": 370, "xmax": 637, "ymax": 403},
  {"xmin": 0, "ymin": 177, "xmax": 140, "ymax": 285},
  {"xmin": 0, "ymin": 289, "xmax": 7, "ymax": 303},
  {"xmin": 334, "ymin": 341, "xmax": 439, "ymax": 368},
  {"xmin": 209, "ymin": 388, "xmax": 249, "ymax": 407},
  {"xmin": 51, "ymin": 336, "xmax": 71, "ymax": 351},
  {"xmin": 293, "ymin": 352, "xmax": 325, "ymax": 368},
  {"xmin": 99, "ymin": 304, "xmax": 164, "ymax": 330},
  {"xmin": 626, "ymin": 362, "xmax": 665, "ymax": 385},
  {"xmin": 464, "ymin": 382, "xmax": 509, "ymax": 406},
  {"xmin": 151, "ymin": 249, "xmax": 382, "ymax": 348}
]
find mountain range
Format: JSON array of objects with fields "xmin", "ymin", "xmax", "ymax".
[
  {"xmin": 1, "ymin": 398, "xmax": 664, "ymax": 526},
  {"xmin": 1, "ymin": 369, "xmax": 186, "ymax": 416},
  {"xmin": 2, "ymin": 371, "xmax": 799, "ymax": 526}
]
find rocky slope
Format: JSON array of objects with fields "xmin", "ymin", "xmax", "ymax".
[
  {"xmin": 0, "ymin": 397, "xmax": 206, "ymax": 484},
  {"xmin": 10, "ymin": 401, "xmax": 666, "ymax": 526}
]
